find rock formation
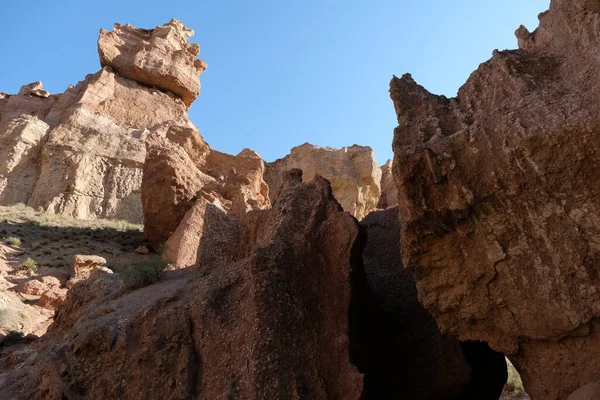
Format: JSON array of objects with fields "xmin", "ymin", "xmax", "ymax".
[
  {"xmin": 0, "ymin": 173, "xmax": 363, "ymax": 399},
  {"xmin": 376, "ymin": 160, "xmax": 397, "ymax": 209},
  {"xmin": 390, "ymin": 0, "xmax": 600, "ymax": 398},
  {"xmin": 0, "ymin": 20, "xmax": 204, "ymax": 223},
  {"xmin": 98, "ymin": 19, "xmax": 207, "ymax": 108},
  {"xmin": 141, "ymin": 124, "xmax": 270, "ymax": 267},
  {"xmin": 264, "ymin": 143, "xmax": 381, "ymax": 220}
]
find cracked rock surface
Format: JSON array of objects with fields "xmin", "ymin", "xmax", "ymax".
[{"xmin": 390, "ymin": 0, "xmax": 600, "ymax": 398}]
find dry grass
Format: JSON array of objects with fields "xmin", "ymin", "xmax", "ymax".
[{"xmin": 0, "ymin": 203, "xmax": 142, "ymax": 232}]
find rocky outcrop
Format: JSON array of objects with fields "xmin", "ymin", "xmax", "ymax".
[
  {"xmin": 99, "ymin": 19, "xmax": 207, "ymax": 108},
  {"xmin": 0, "ymin": 20, "xmax": 204, "ymax": 223},
  {"xmin": 390, "ymin": 1, "xmax": 600, "ymax": 398},
  {"xmin": 376, "ymin": 160, "xmax": 397, "ymax": 209},
  {"xmin": 264, "ymin": 143, "xmax": 381, "ymax": 220},
  {"xmin": 0, "ymin": 174, "xmax": 362, "ymax": 399},
  {"xmin": 142, "ymin": 124, "xmax": 269, "ymax": 267}
]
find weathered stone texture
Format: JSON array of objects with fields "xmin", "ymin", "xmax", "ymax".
[
  {"xmin": 98, "ymin": 19, "xmax": 207, "ymax": 107},
  {"xmin": 0, "ymin": 175, "xmax": 362, "ymax": 400},
  {"xmin": 265, "ymin": 143, "xmax": 381, "ymax": 220},
  {"xmin": 390, "ymin": 1, "xmax": 600, "ymax": 398}
]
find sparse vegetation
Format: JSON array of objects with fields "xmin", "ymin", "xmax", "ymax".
[
  {"xmin": 5, "ymin": 236, "xmax": 21, "ymax": 247},
  {"xmin": 30, "ymin": 241, "xmax": 42, "ymax": 250},
  {"xmin": 18, "ymin": 257, "xmax": 39, "ymax": 274},
  {"xmin": 0, "ymin": 204, "xmax": 142, "ymax": 232},
  {"xmin": 113, "ymin": 257, "xmax": 167, "ymax": 290}
]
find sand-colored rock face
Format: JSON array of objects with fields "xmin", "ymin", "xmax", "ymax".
[
  {"xmin": 264, "ymin": 143, "xmax": 381, "ymax": 220},
  {"xmin": 390, "ymin": 1, "xmax": 600, "ymax": 398},
  {"xmin": 376, "ymin": 160, "xmax": 397, "ymax": 209},
  {"xmin": 99, "ymin": 19, "xmax": 207, "ymax": 107},
  {"xmin": 26, "ymin": 68, "xmax": 191, "ymax": 223},
  {"xmin": 0, "ymin": 175, "xmax": 362, "ymax": 400},
  {"xmin": 0, "ymin": 116, "xmax": 49, "ymax": 204},
  {"xmin": 142, "ymin": 124, "xmax": 270, "ymax": 267},
  {"xmin": 0, "ymin": 19, "xmax": 202, "ymax": 223}
]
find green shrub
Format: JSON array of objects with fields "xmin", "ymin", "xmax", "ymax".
[
  {"xmin": 19, "ymin": 258, "xmax": 38, "ymax": 274},
  {"xmin": 30, "ymin": 241, "xmax": 42, "ymax": 250},
  {"xmin": 5, "ymin": 236, "xmax": 21, "ymax": 247},
  {"xmin": 114, "ymin": 257, "xmax": 167, "ymax": 290}
]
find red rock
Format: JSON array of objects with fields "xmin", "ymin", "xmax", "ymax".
[{"xmin": 39, "ymin": 288, "xmax": 68, "ymax": 310}]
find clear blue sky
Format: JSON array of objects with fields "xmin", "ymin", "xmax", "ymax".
[{"xmin": 0, "ymin": 0, "xmax": 549, "ymax": 162}]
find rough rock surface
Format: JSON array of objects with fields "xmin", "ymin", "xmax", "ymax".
[
  {"xmin": 71, "ymin": 255, "xmax": 108, "ymax": 281},
  {"xmin": 264, "ymin": 143, "xmax": 381, "ymax": 220},
  {"xmin": 0, "ymin": 20, "xmax": 205, "ymax": 223},
  {"xmin": 98, "ymin": 19, "xmax": 207, "ymax": 107},
  {"xmin": 0, "ymin": 174, "xmax": 362, "ymax": 399},
  {"xmin": 38, "ymin": 288, "xmax": 68, "ymax": 310},
  {"xmin": 568, "ymin": 381, "xmax": 600, "ymax": 400},
  {"xmin": 142, "ymin": 124, "xmax": 269, "ymax": 267},
  {"xmin": 376, "ymin": 160, "xmax": 397, "ymax": 209},
  {"xmin": 390, "ymin": 1, "xmax": 600, "ymax": 398}
]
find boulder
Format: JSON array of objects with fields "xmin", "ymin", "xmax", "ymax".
[
  {"xmin": 18, "ymin": 280, "xmax": 48, "ymax": 296},
  {"xmin": 376, "ymin": 160, "xmax": 397, "ymax": 209},
  {"xmin": 71, "ymin": 255, "xmax": 107, "ymax": 281},
  {"xmin": 264, "ymin": 143, "xmax": 381, "ymax": 220},
  {"xmin": 1, "ymin": 174, "xmax": 363, "ymax": 399},
  {"xmin": 38, "ymin": 288, "xmax": 68, "ymax": 310},
  {"xmin": 98, "ymin": 19, "xmax": 207, "ymax": 107},
  {"xmin": 18, "ymin": 82, "xmax": 50, "ymax": 98},
  {"xmin": 390, "ymin": 0, "xmax": 600, "ymax": 398}
]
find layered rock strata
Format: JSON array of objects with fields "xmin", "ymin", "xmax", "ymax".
[
  {"xmin": 264, "ymin": 143, "xmax": 381, "ymax": 220},
  {"xmin": 390, "ymin": 0, "xmax": 600, "ymax": 398},
  {"xmin": 0, "ymin": 20, "xmax": 205, "ymax": 223}
]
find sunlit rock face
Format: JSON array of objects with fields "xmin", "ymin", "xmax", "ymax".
[
  {"xmin": 390, "ymin": 0, "xmax": 600, "ymax": 398},
  {"xmin": 0, "ymin": 20, "xmax": 205, "ymax": 223},
  {"xmin": 98, "ymin": 19, "xmax": 207, "ymax": 108},
  {"xmin": 264, "ymin": 143, "xmax": 381, "ymax": 220}
]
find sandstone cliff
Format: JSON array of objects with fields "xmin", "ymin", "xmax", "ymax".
[
  {"xmin": 391, "ymin": 0, "xmax": 600, "ymax": 398},
  {"xmin": 264, "ymin": 143, "xmax": 381, "ymax": 220},
  {"xmin": 0, "ymin": 20, "xmax": 205, "ymax": 223}
]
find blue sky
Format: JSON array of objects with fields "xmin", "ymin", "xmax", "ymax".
[{"xmin": 0, "ymin": 0, "xmax": 549, "ymax": 162}]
